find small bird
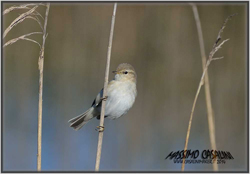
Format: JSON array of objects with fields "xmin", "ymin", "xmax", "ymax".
[{"xmin": 68, "ymin": 63, "xmax": 137, "ymax": 130}]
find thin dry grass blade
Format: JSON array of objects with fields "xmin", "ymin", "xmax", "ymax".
[
  {"xmin": 3, "ymin": 3, "xmax": 37, "ymax": 15},
  {"xmin": 21, "ymin": 38, "xmax": 41, "ymax": 48},
  {"xmin": 3, "ymin": 32, "xmax": 42, "ymax": 48},
  {"xmin": 181, "ymin": 13, "xmax": 237, "ymax": 171},
  {"xmin": 212, "ymin": 57, "xmax": 224, "ymax": 61},
  {"xmin": 26, "ymin": 15, "xmax": 43, "ymax": 30},
  {"xmin": 3, "ymin": 4, "xmax": 39, "ymax": 38},
  {"xmin": 190, "ymin": 3, "xmax": 218, "ymax": 171},
  {"xmin": 32, "ymin": 10, "xmax": 45, "ymax": 21}
]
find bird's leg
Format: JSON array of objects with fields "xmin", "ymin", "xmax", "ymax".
[
  {"xmin": 95, "ymin": 96, "xmax": 108, "ymax": 132},
  {"xmin": 95, "ymin": 126, "xmax": 105, "ymax": 132}
]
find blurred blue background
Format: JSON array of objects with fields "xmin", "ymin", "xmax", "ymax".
[{"xmin": 3, "ymin": 2, "xmax": 247, "ymax": 172}]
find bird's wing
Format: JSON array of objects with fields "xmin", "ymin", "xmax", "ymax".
[
  {"xmin": 91, "ymin": 88, "xmax": 103, "ymax": 107},
  {"xmin": 91, "ymin": 80, "xmax": 116, "ymax": 107}
]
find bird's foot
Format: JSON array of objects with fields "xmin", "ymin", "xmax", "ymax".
[
  {"xmin": 100, "ymin": 96, "xmax": 108, "ymax": 101},
  {"xmin": 95, "ymin": 126, "xmax": 105, "ymax": 132}
]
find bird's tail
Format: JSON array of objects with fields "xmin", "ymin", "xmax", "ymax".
[{"xmin": 68, "ymin": 107, "xmax": 95, "ymax": 131}]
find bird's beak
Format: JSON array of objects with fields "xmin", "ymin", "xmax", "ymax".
[{"xmin": 112, "ymin": 71, "xmax": 117, "ymax": 74}]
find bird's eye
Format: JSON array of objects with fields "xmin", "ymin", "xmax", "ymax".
[{"xmin": 124, "ymin": 71, "xmax": 128, "ymax": 74}]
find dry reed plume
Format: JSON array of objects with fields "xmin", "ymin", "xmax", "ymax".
[{"xmin": 3, "ymin": 3, "xmax": 50, "ymax": 171}]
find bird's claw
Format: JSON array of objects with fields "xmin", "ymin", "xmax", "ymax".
[
  {"xmin": 95, "ymin": 126, "xmax": 105, "ymax": 132},
  {"xmin": 100, "ymin": 96, "xmax": 108, "ymax": 101}
]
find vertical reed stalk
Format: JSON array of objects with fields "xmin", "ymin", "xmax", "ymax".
[
  {"xmin": 95, "ymin": 3, "xmax": 117, "ymax": 171},
  {"xmin": 190, "ymin": 3, "xmax": 218, "ymax": 171},
  {"xmin": 37, "ymin": 3, "xmax": 50, "ymax": 171}
]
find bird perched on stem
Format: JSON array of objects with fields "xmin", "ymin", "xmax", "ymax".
[{"xmin": 68, "ymin": 63, "xmax": 137, "ymax": 130}]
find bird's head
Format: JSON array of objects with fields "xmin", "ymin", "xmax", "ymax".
[{"xmin": 112, "ymin": 63, "xmax": 137, "ymax": 83}]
